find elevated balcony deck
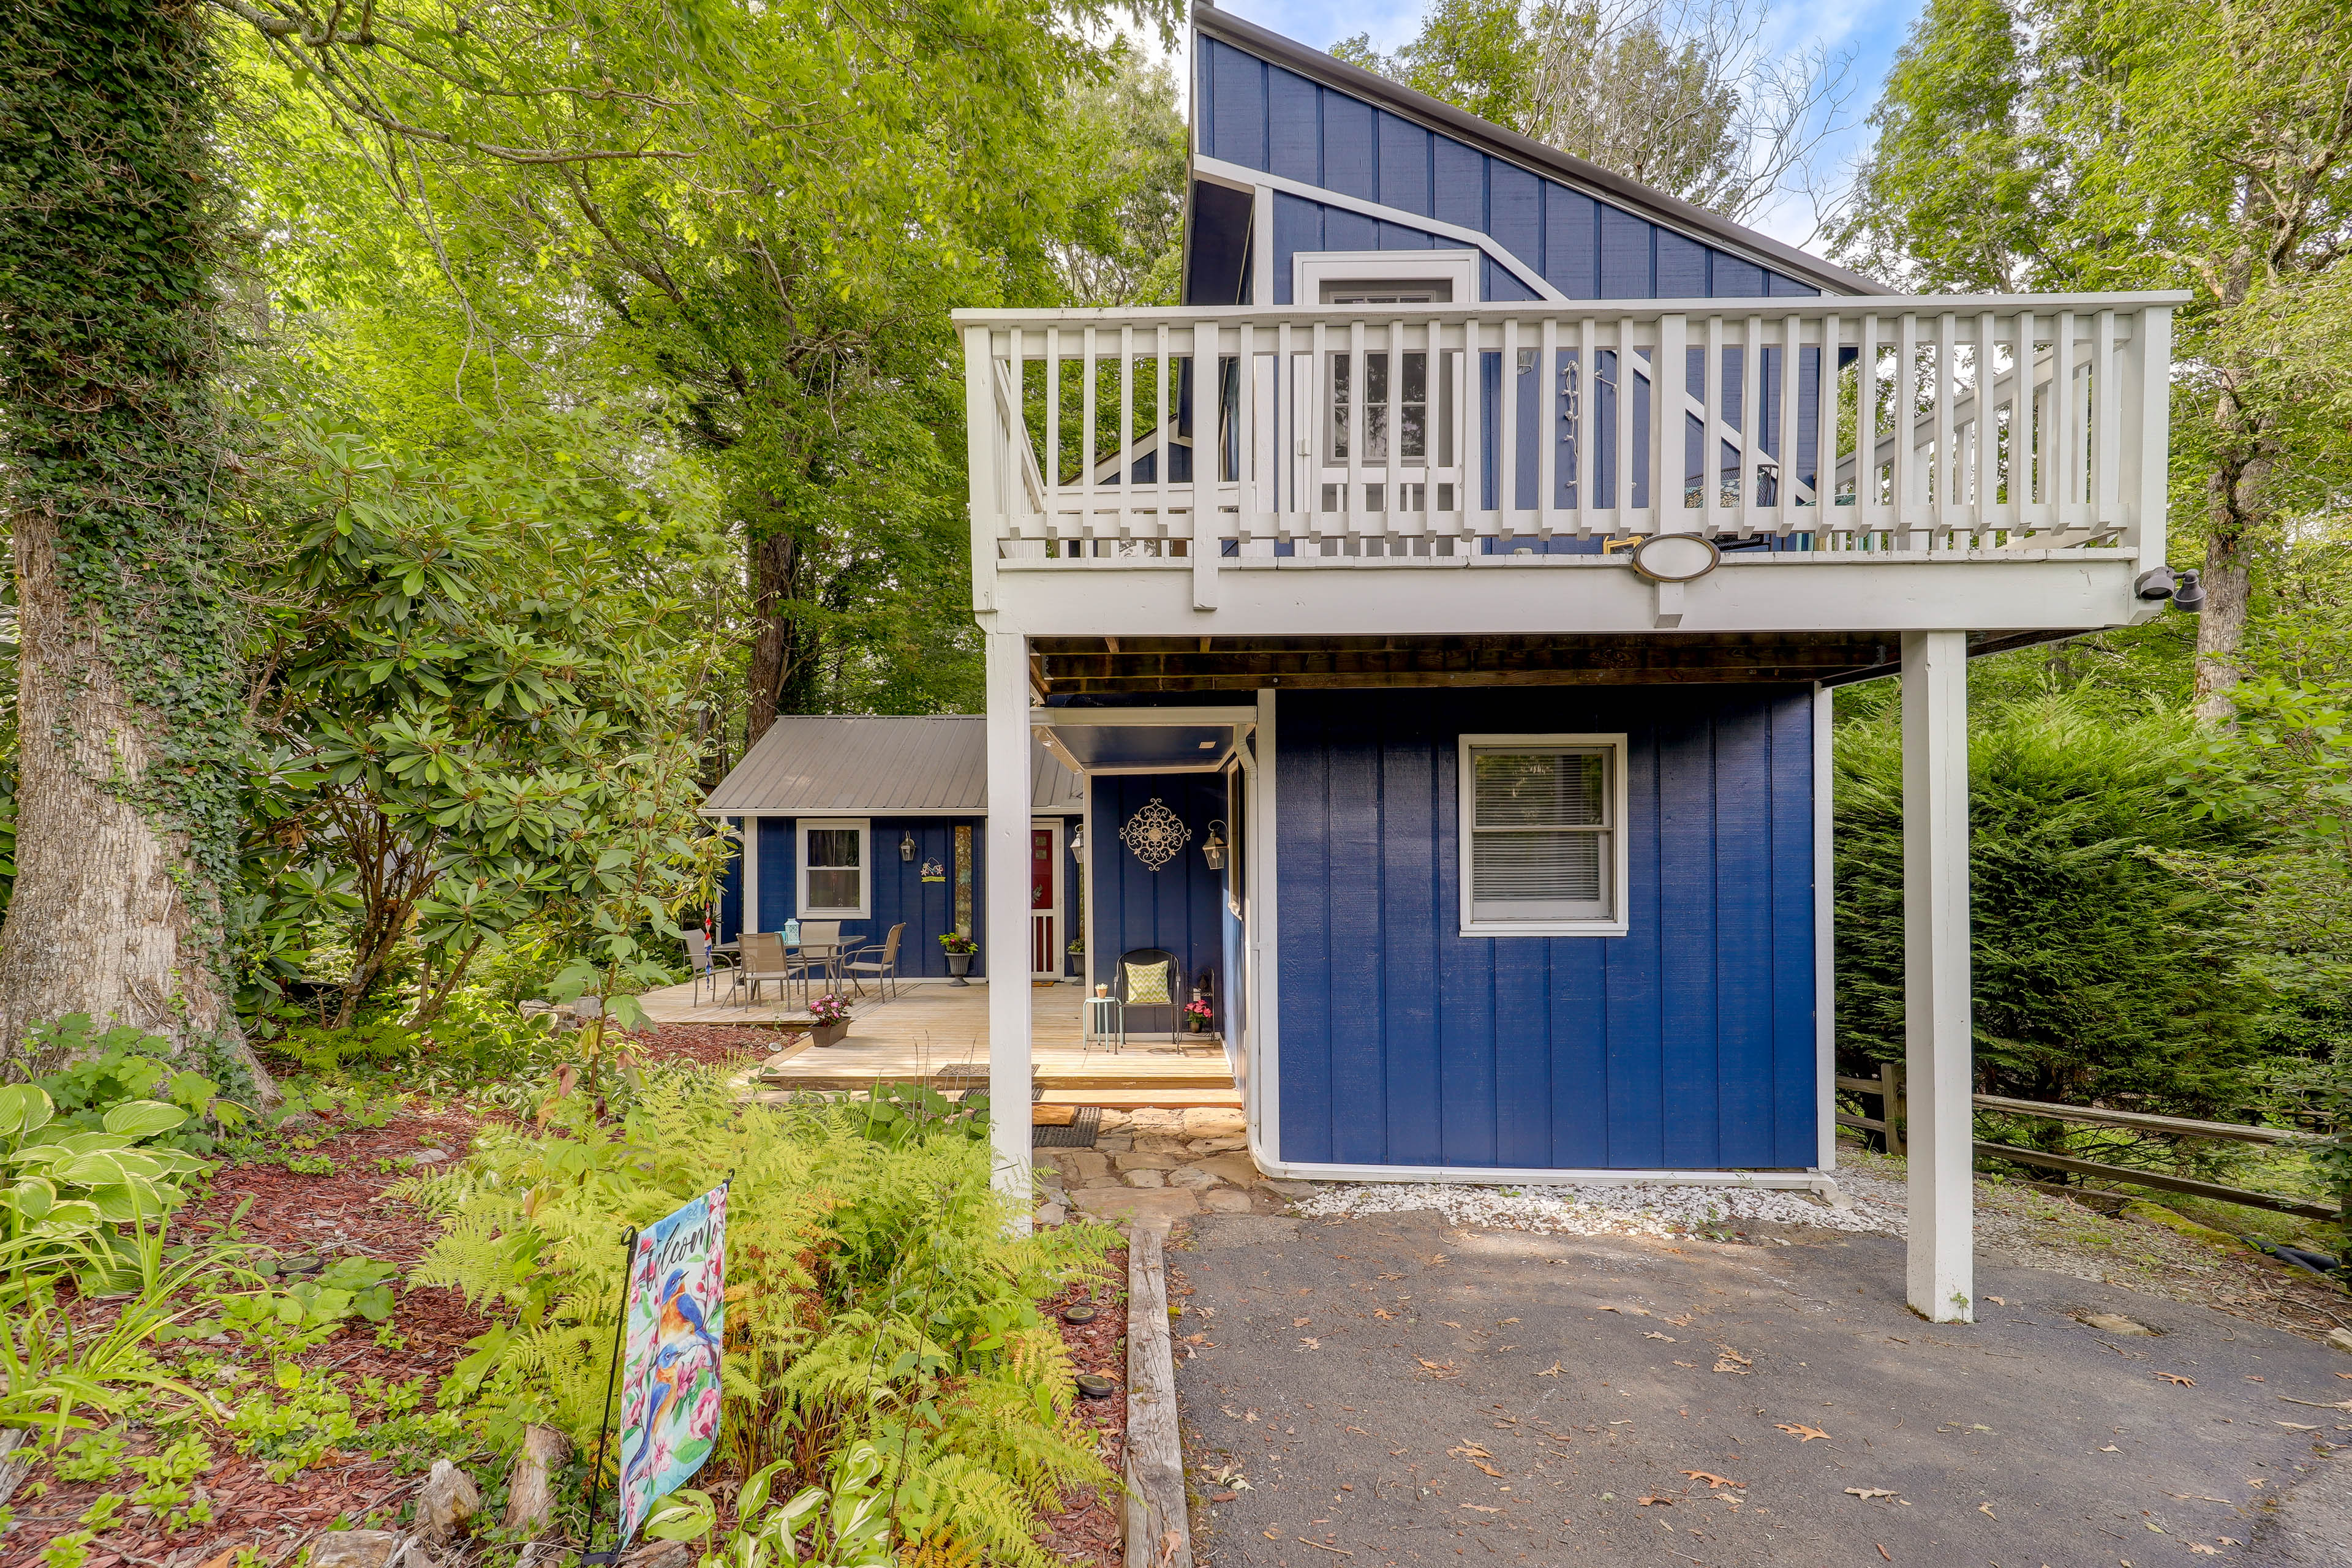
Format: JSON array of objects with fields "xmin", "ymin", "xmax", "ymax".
[{"xmin": 957, "ymin": 293, "xmax": 2186, "ymax": 641}]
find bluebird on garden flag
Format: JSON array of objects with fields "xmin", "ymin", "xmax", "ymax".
[{"xmin": 614, "ymin": 1181, "xmax": 728, "ymax": 1547}]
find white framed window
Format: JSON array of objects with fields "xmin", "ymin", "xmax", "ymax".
[
  {"xmin": 797, "ymin": 820, "xmax": 870, "ymax": 918},
  {"xmin": 1457, "ymin": 735, "xmax": 1629, "ymax": 937},
  {"xmin": 1294, "ymin": 249, "xmax": 1480, "ymax": 309}
]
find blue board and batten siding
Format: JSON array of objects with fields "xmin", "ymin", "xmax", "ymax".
[
  {"xmin": 1275, "ymin": 687, "xmax": 1817, "ymax": 1170},
  {"xmin": 1088, "ymin": 775, "xmax": 1231, "ymax": 1021},
  {"xmin": 712, "ymin": 817, "xmax": 1082, "ymax": 981},
  {"xmin": 1199, "ymin": 36, "xmax": 1819, "ymax": 305}
]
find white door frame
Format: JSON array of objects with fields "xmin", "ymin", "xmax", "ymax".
[{"xmin": 1028, "ymin": 818, "xmax": 1066, "ymax": 980}]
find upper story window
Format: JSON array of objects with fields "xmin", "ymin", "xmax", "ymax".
[
  {"xmin": 1458, "ymin": 735, "xmax": 1629, "ymax": 937},
  {"xmin": 1321, "ymin": 281, "xmax": 1453, "ymax": 305},
  {"xmin": 799, "ymin": 820, "xmax": 870, "ymax": 918}
]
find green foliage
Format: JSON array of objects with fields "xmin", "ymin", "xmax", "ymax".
[
  {"xmin": 0, "ymin": 0, "xmax": 252, "ymax": 1017},
  {"xmin": 1, "ymin": 1084, "xmax": 211, "ymax": 1272},
  {"xmin": 400, "ymin": 1067, "xmax": 1112, "ymax": 1566},
  {"xmin": 224, "ymin": 1361, "xmax": 362, "ymax": 1482},
  {"xmin": 0, "ymin": 1224, "xmax": 225, "ymax": 1440},
  {"xmin": 1836, "ymin": 693, "xmax": 2264, "ymax": 1112},
  {"xmin": 29, "ymin": 1017, "xmax": 237, "ymax": 1153}
]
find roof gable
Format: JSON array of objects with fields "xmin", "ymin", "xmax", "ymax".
[{"xmin": 1193, "ymin": 7, "xmax": 1885, "ymax": 301}]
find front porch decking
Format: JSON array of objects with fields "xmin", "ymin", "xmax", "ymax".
[{"xmin": 635, "ymin": 978, "xmax": 1240, "ymax": 1106}]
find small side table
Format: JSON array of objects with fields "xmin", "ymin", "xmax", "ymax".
[{"xmin": 1085, "ymin": 993, "xmax": 1125, "ymax": 1055}]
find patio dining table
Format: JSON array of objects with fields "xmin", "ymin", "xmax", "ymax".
[{"xmin": 713, "ymin": 935, "xmax": 858, "ymax": 1006}]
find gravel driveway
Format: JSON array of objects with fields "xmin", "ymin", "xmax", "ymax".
[{"xmin": 1167, "ymin": 1208, "xmax": 2352, "ymax": 1567}]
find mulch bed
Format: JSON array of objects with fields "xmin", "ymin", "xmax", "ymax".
[
  {"xmin": 9, "ymin": 1058, "xmax": 1136, "ymax": 1568},
  {"xmin": 1036, "ymin": 1245, "xmax": 1131, "ymax": 1567}
]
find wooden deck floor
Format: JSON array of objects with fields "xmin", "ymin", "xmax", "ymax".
[{"xmin": 635, "ymin": 978, "xmax": 1240, "ymax": 1103}]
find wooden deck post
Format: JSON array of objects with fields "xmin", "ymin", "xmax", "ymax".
[
  {"xmin": 1902, "ymin": 630, "xmax": 1972, "ymax": 1322},
  {"xmin": 986, "ymin": 629, "xmax": 1035, "ymax": 1231}
]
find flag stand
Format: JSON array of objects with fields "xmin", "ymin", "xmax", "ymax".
[{"xmin": 578, "ymin": 1226, "xmax": 639, "ymax": 1566}]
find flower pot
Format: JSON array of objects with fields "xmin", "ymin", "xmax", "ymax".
[
  {"xmin": 810, "ymin": 1020, "xmax": 850, "ymax": 1047},
  {"xmin": 946, "ymin": 950, "xmax": 974, "ymax": 985}
]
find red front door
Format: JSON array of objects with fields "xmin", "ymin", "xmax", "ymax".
[{"xmin": 1031, "ymin": 827, "xmax": 1057, "ymax": 975}]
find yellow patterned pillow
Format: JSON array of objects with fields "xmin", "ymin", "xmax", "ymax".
[{"xmin": 1124, "ymin": 960, "xmax": 1173, "ymax": 1006}]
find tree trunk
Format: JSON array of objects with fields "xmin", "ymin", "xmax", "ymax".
[
  {"xmin": 0, "ymin": 0, "xmax": 273, "ymax": 1096},
  {"xmin": 745, "ymin": 526, "xmax": 801, "ymax": 745},
  {"xmin": 0, "ymin": 511, "xmax": 266, "ymax": 1091},
  {"xmin": 2190, "ymin": 396, "xmax": 2272, "ymax": 725}
]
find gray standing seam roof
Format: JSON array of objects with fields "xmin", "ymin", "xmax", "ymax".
[{"xmin": 701, "ymin": 715, "xmax": 1084, "ymax": 815}]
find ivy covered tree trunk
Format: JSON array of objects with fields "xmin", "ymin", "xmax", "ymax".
[{"xmin": 0, "ymin": 0, "xmax": 271, "ymax": 1090}]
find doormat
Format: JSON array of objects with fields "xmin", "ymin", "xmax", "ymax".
[{"xmin": 1032, "ymin": 1105, "xmax": 1102, "ymax": 1149}]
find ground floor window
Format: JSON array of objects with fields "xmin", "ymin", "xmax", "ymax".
[
  {"xmin": 799, "ymin": 820, "xmax": 870, "ymax": 918},
  {"xmin": 1457, "ymin": 734, "xmax": 1628, "ymax": 936}
]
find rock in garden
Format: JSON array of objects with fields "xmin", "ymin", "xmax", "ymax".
[
  {"xmin": 1186, "ymin": 1135, "xmax": 1249, "ymax": 1155},
  {"xmin": 1262, "ymin": 1179, "xmax": 1322, "ymax": 1202},
  {"xmin": 621, "ymin": 1542, "xmax": 693, "ymax": 1568},
  {"xmin": 1060, "ymin": 1151, "xmax": 1112, "ymax": 1183},
  {"xmin": 401, "ymin": 1149, "xmax": 450, "ymax": 1165},
  {"xmin": 1200, "ymin": 1189, "xmax": 1254, "ymax": 1213},
  {"xmin": 2330, "ymin": 1328, "xmax": 2352, "ymax": 1355},
  {"xmin": 2079, "ymin": 1311, "xmax": 2155, "ymax": 1336},
  {"xmin": 1183, "ymin": 1153, "xmax": 1265, "ymax": 1187},
  {"xmin": 414, "ymin": 1459, "xmax": 481, "ymax": 1543},
  {"xmin": 1037, "ymin": 1202, "xmax": 1069, "ymax": 1226},
  {"xmin": 1071, "ymin": 1187, "xmax": 1199, "ymax": 1226},
  {"xmin": 1166, "ymin": 1165, "xmax": 1221, "ymax": 1190},
  {"xmin": 1112, "ymin": 1152, "xmax": 1182, "ymax": 1171},
  {"xmin": 503, "ymin": 1424, "xmax": 571, "ymax": 1533},
  {"xmin": 1181, "ymin": 1109, "xmax": 1247, "ymax": 1136},
  {"xmin": 1123, "ymin": 1167, "xmax": 1167, "ymax": 1188},
  {"xmin": 310, "ymin": 1532, "xmax": 407, "ymax": 1568}
]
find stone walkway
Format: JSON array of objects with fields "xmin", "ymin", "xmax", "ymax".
[{"xmin": 1038, "ymin": 1108, "xmax": 1310, "ymax": 1228}]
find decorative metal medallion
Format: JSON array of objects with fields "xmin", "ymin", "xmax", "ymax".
[{"xmin": 1120, "ymin": 797, "xmax": 1191, "ymax": 871}]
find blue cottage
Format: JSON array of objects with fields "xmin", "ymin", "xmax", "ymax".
[{"xmin": 952, "ymin": 6, "xmax": 2185, "ymax": 1324}]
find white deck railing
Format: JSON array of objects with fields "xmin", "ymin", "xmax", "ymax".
[{"xmin": 957, "ymin": 294, "xmax": 2179, "ymax": 568}]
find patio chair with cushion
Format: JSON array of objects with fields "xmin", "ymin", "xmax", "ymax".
[
  {"xmin": 843, "ymin": 922, "xmax": 905, "ymax": 1002},
  {"xmin": 737, "ymin": 931, "xmax": 796, "ymax": 1006},
  {"xmin": 683, "ymin": 928, "xmax": 739, "ymax": 1008},
  {"xmin": 1115, "ymin": 947, "xmax": 1182, "ymax": 1042}
]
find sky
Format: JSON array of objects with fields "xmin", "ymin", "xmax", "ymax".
[{"xmin": 1136, "ymin": 0, "xmax": 1929, "ymax": 248}]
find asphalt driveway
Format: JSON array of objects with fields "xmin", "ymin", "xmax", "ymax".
[{"xmin": 1167, "ymin": 1209, "xmax": 2352, "ymax": 1567}]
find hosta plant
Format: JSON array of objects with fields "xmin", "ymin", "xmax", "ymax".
[{"xmin": 1, "ymin": 1085, "xmax": 209, "ymax": 1274}]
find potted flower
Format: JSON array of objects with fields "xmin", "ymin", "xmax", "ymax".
[
  {"xmin": 940, "ymin": 930, "xmax": 978, "ymax": 986},
  {"xmin": 807, "ymin": 993, "xmax": 853, "ymax": 1047},
  {"xmin": 1183, "ymin": 998, "xmax": 1214, "ymax": 1033}
]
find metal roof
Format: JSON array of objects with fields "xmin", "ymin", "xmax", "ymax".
[
  {"xmin": 701, "ymin": 715, "xmax": 1085, "ymax": 816},
  {"xmin": 1195, "ymin": 4, "xmax": 1890, "ymax": 299}
]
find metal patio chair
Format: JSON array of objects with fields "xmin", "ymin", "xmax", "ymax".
[
  {"xmin": 737, "ymin": 931, "xmax": 796, "ymax": 1007},
  {"xmin": 842, "ymin": 922, "xmax": 905, "ymax": 1002},
  {"xmin": 1115, "ymin": 947, "xmax": 1182, "ymax": 1043},
  {"xmin": 683, "ymin": 928, "xmax": 739, "ymax": 1008}
]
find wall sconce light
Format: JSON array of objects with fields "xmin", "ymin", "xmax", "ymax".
[
  {"xmin": 899, "ymin": 832, "xmax": 918, "ymax": 862},
  {"xmin": 1069, "ymin": 826, "xmax": 1085, "ymax": 857},
  {"xmin": 1202, "ymin": 820, "xmax": 1227, "ymax": 871}
]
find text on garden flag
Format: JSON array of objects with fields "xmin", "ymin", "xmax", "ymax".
[{"xmin": 616, "ymin": 1180, "xmax": 728, "ymax": 1547}]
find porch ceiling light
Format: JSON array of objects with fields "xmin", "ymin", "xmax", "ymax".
[
  {"xmin": 1202, "ymin": 820, "xmax": 1229, "ymax": 872},
  {"xmin": 1629, "ymin": 532, "xmax": 1721, "ymax": 583}
]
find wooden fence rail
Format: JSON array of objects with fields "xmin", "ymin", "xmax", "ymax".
[{"xmin": 1833, "ymin": 1069, "xmax": 2342, "ymax": 1223}]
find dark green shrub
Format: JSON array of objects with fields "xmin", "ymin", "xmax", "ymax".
[{"xmin": 1836, "ymin": 693, "xmax": 2263, "ymax": 1114}]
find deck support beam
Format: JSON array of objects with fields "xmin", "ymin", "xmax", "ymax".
[
  {"xmin": 985, "ymin": 630, "xmax": 1036, "ymax": 1231},
  {"xmin": 1902, "ymin": 630, "xmax": 1972, "ymax": 1322}
]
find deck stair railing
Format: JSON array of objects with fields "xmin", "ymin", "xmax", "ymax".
[
  {"xmin": 960, "ymin": 294, "xmax": 2181, "ymax": 576},
  {"xmin": 1839, "ymin": 1066, "xmax": 2345, "ymax": 1224}
]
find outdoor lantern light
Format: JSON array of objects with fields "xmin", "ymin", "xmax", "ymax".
[
  {"xmin": 1202, "ymin": 820, "xmax": 1227, "ymax": 871},
  {"xmin": 899, "ymin": 832, "xmax": 917, "ymax": 862},
  {"xmin": 1069, "ymin": 825, "xmax": 1084, "ymax": 857}
]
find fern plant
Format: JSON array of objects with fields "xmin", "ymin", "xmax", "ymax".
[{"xmin": 398, "ymin": 1066, "xmax": 1115, "ymax": 1565}]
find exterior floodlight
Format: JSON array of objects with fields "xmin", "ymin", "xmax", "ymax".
[
  {"xmin": 2134, "ymin": 565, "xmax": 2178, "ymax": 600},
  {"xmin": 2171, "ymin": 569, "xmax": 2206, "ymax": 613}
]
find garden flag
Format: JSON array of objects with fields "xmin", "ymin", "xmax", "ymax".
[{"xmin": 614, "ymin": 1180, "xmax": 729, "ymax": 1547}]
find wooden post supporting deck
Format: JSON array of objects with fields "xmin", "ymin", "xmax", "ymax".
[
  {"xmin": 986, "ymin": 630, "xmax": 1035, "ymax": 1229},
  {"xmin": 1902, "ymin": 630, "xmax": 1972, "ymax": 1322}
]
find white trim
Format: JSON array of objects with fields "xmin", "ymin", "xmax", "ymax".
[
  {"xmin": 1902, "ymin": 630, "xmax": 1973, "ymax": 1322},
  {"xmin": 984, "ymin": 636, "xmax": 1035, "ymax": 1224},
  {"xmin": 1247, "ymin": 689, "xmax": 1281, "ymax": 1170},
  {"xmin": 1252, "ymin": 183, "xmax": 1277, "ymax": 307},
  {"xmin": 796, "ymin": 818, "xmax": 872, "ymax": 919},
  {"xmin": 1194, "ymin": 155, "xmax": 1566, "ymax": 304},
  {"xmin": 1031, "ymin": 707, "xmax": 1262, "ymax": 728},
  {"xmin": 1456, "ymin": 733, "xmax": 1631, "ymax": 937},
  {"xmin": 1814, "ymin": 683, "xmax": 1837, "ymax": 1172},
  {"xmin": 1294, "ymin": 249, "xmax": 1480, "ymax": 307},
  {"xmin": 1252, "ymin": 1155, "xmax": 1837, "ymax": 1194},
  {"xmin": 737, "ymin": 815, "xmax": 758, "ymax": 940}
]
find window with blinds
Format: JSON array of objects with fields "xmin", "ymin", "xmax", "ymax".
[
  {"xmin": 1458, "ymin": 737, "xmax": 1625, "ymax": 933},
  {"xmin": 799, "ymin": 820, "xmax": 870, "ymax": 917}
]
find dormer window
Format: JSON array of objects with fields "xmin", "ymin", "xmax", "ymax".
[
  {"xmin": 1321, "ymin": 280, "xmax": 1453, "ymax": 305},
  {"xmin": 1295, "ymin": 249, "xmax": 1480, "ymax": 309}
]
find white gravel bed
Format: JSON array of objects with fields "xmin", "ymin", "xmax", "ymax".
[{"xmin": 1292, "ymin": 1178, "xmax": 1899, "ymax": 1237}]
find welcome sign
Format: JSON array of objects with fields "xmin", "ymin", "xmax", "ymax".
[{"xmin": 614, "ymin": 1181, "xmax": 729, "ymax": 1547}]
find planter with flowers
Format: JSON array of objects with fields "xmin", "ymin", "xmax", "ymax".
[
  {"xmin": 807, "ymin": 992, "xmax": 853, "ymax": 1046},
  {"xmin": 1183, "ymin": 998, "xmax": 1214, "ymax": 1034},
  {"xmin": 940, "ymin": 931, "xmax": 978, "ymax": 986}
]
